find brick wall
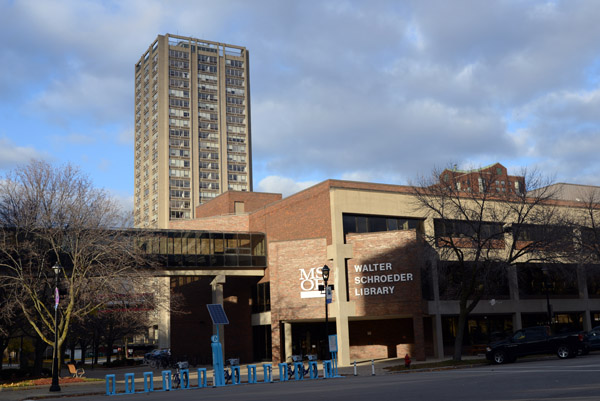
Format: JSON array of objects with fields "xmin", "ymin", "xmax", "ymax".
[
  {"xmin": 345, "ymin": 230, "xmax": 427, "ymax": 360},
  {"xmin": 194, "ymin": 191, "xmax": 282, "ymax": 218},
  {"xmin": 268, "ymin": 237, "xmax": 329, "ymax": 362},
  {"xmin": 169, "ymin": 214, "xmax": 250, "ymax": 231},
  {"xmin": 346, "ymin": 230, "xmax": 425, "ymax": 316},
  {"xmin": 248, "ymin": 181, "xmax": 332, "ymax": 244}
]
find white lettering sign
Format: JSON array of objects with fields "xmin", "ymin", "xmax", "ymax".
[
  {"xmin": 299, "ymin": 266, "xmax": 325, "ymax": 298},
  {"xmin": 352, "ymin": 262, "xmax": 414, "ymax": 297}
]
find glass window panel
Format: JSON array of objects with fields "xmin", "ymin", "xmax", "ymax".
[
  {"xmin": 239, "ymin": 234, "xmax": 251, "ymax": 248},
  {"xmin": 211, "ymin": 255, "xmax": 224, "ymax": 266},
  {"xmin": 251, "ymin": 235, "xmax": 265, "ymax": 256},
  {"xmin": 238, "ymin": 255, "xmax": 252, "ymax": 266},
  {"xmin": 387, "ymin": 218, "xmax": 398, "ymax": 231},
  {"xmin": 186, "ymin": 236, "xmax": 195, "ymax": 254},
  {"xmin": 201, "ymin": 237, "xmax": 211, "ymax": 254},
  {"xmin": 184, "ymin": 255, "xmax": 196, "ymax": 266},
  {"xmin": 343, "ymin": 214, "xmax": 357, "ymax": 233},
  {"xmin": 214, "ymin": 238, "xmax": 224, "ymax": 254},
  {"xmin": 356, "ymin": 216, "xmax": 368, "ymax": 233},
  {"xmin": 180, "ymin": 237, "xmax": 189, "ymax": 254},
  {"xmin": 368, "ymin": 216, "xmax": 387, "ymax": 232},
  {"xmin": 173, "ymin": 237, "xmax": 182, "ymax": 254},
  {"xmin": 167, "ymin": 235, "xmax": 174, "ymax": 254},
  {"xmin": 225, "ymin": 234, "xmax": 238, "ymax": 249},
  {"xmin": 159, "ymin": 235, "xmax": 168, "ymax": 254},
  {"xmin": 225, "ymin": 254, "xmax": 238, "ymax": 266}
]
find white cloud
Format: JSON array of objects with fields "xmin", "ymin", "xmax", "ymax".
[
  {"xmin": 0, "ymin": 137, "xmax": 47, "ymax": 169},
  {"xmin": 256, "ymin": 176, "xmax": 318, "ymax": 198},
  {"xmin": 1, "ymin": 0, "xmax": 600, "ymax": 197}
]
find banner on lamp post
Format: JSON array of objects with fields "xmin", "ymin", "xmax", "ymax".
[{"xmin": 54, "ymin": 288, "xmax": 59, "ymax": 309}]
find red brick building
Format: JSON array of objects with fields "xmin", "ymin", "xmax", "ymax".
[
  {"xmin": 163, "ymin": 174, "xmax": 600, "ymax": 366},
  {"xmin": 170, "ymin": 180, "xmax": 431, "ymax": 365}
]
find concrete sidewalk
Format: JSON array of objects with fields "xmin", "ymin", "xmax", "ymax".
[{"xmin": 0, "ymin": 356, "xmax": 486, "ymax": 401}]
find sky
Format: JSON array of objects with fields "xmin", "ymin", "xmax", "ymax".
[{"xmin": 1, "ymin": 0, "xmax": 599, "ymax": 211}]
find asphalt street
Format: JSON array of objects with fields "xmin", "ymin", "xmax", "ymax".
[{"xmin": 8, "ymin": 353, "xmax": 600, "ymax": 401}]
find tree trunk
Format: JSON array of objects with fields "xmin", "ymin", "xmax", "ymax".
[
  {"xmin": 93, "ymin": 336, "xmax": 99, "ymax": 367},
  {"xmin": 453, "ymin": 307, "xmax": 469, "ymax": 361},
  {"xmin": 0, "ymin": 337, "xmax": 8, "ymax": 371},
  {"xmin": 106, "ymin": 340, "xmax": 114, "ymax": 364},
  {"xmin": 32, "ymin": 337, "xmax": 46, "ymax": 376},
  {"xmin": 79, "ymin": 339, "xmax": 88, "ymax": 366}
]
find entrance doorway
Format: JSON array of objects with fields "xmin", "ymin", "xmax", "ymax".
[{"xmin": 290, "ymin": 322, "xmax": 336, "ymax": 360}]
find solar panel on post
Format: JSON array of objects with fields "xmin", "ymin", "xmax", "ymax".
[{"xmin": 207, "ymin": 304, "xmax": 229, "ymax": 325}]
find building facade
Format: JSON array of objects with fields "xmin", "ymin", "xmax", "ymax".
[
  {"xmin": 166, "ymin": 177, "xmax": 600, "ymax": 366},
  {"xmin": 134, "ymin": 34, "xmax": 252, "ymax": 229},
  {"xmin": 440, "ymin": 163, "xmax": 525, "ymax": 195}
]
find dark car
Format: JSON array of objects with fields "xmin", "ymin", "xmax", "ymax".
[
  {"xmin": 588, "ymin": 329, "xmax": 600, "ymax": 351},
  {"xmin": 486, "ymin": 326, "xmax": 585, "ymax": 364},
  {"xmin": 143, "ymin": 348, "xmax": 171, "ymax": 366}
]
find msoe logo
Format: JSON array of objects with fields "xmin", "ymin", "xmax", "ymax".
[{"xmin": 299, "ymin": 266, "xmax": 326, "ymax": 298}]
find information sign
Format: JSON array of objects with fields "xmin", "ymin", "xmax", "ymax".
[{"xmin": 328, "ymin": 334, "xmax": 338, "ymax": 353}]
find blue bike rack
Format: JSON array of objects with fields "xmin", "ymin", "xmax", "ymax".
[
  {"xmin": 247, "ymin": 364, "xmax": 257, "ymax": 383},
  {"xmin": 161, "ymin": 370, "xmax": 172, "ymax": 391},
  {"xmin": 143, "ymin": 372, "xmax": 154, "ymax": 392},
  {"xmin": 180, "ymin": 369, "xmax": 190, "ymax": 389},
  {"xmin": 124, "ymin": 373, "xmax": 135, "ymax": 394},
  {"xmin": 196, "ymin": 368, "xmax": 207, "ymax": 387},
  {"xmin": 278, "ymin": 363, "xmax": 288, "ymax": 381},
  {"xmin": 308, "ymin": 361, "xmax": 319, "ymax": 379},
  {"xmin": 323, "ymin": 360, "xmax": 333, "ymax": 378},
  {"xmin": 105, "ymin": 374, "xmax": 116, "ymax": 395},
  {"xmin": 263, "ymin": 363, "xmax": 272, "ymax": 383},
  {"xmin": 294, "ymin": 362, "xmax": 304, "ymax": 380},
  {"xmin": 231, "ymin": 365, "xmax": 241, "ymax": 385}
]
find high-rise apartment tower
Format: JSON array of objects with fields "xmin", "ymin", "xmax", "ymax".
[{"xmin": 134, "ymin": 34, "xmax": 252, "ymax": 228}]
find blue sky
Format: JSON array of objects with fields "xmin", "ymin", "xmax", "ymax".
[{"xmin": 1, "ymin": 0, "xmax": 599, "ymax": 211}]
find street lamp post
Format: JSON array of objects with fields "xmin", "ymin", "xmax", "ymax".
[
  {"xmin": 322, "ymin": 265, "xmax": 330, "ymax": 358},
  {"xmin": 49, "ymin": 263, "xmax": 62, "ymax": 392},
  {"xmin": 541, "ymin": 266, "xmax": 552, "ymax": 326}
]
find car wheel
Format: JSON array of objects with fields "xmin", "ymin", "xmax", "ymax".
[
  {"xmin": 556, "ymin": 344, "xmax": 571, "ymax": 359},
  {"xmin": 492, "ymin": 350, "xmax": 507, "ymax": 364}
]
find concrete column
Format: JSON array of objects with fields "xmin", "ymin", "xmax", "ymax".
[
  {"xmin": 211, "ymin": 275, "xmax": 226, "ymax": 357},
  {"xmin": 577, "ymin": 264, "xmax": 592, "ymax": 331},
  {"xmin": 508, "ymin": 266, "xmax": 522, "ymax": 331},
  {"xmin": 413, "ymin": 314, "xmax": 426, "ymax": 361},
  {"xmin": 284, "ymin": 322, "xmax": 292, "ymax": 361},
  {"xmin": 513, "ymin": 312, "xmax": 522, "ymax": 331},
  {"xmin": 507, "ymin": 265, "xmax": 519, "ymax": 301},
  {"xmin": 433, "ymin": 313, "xmax": 444, "ymax": 359},
  {"xmin": 430, "ymin": 259, "xmax": 444, "ymax": 359},
  {"xmin": 157, "ymin": 277, "xmax": 171, "ymax": 349},
  {"xmin": 327, "ymin": 243, "xmax": 354, "ymax": 366}
]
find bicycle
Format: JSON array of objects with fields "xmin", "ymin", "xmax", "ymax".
[
  {"xmin": 224, "ymin": 358, "xmax": 239, "ymax": 384},
  {"xmin": 172, "ymin": 361, "xmax": 188, "ymax": 389},
  {"xmin": 287, "ymin": 355, "xmax": 309, "ymax": 379}
]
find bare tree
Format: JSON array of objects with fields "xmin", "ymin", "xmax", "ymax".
[
  {"xmin": 412, "ymin": 164, "xmax": 569, "ymax": 360},
  {"xmin": 0, "ymin": 160, "xmax": 156, "ymax": 372}
]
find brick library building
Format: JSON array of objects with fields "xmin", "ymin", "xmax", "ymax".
[{"xmin": 156, "ymin": 164, "xmax": 600, "ymax": 366}]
